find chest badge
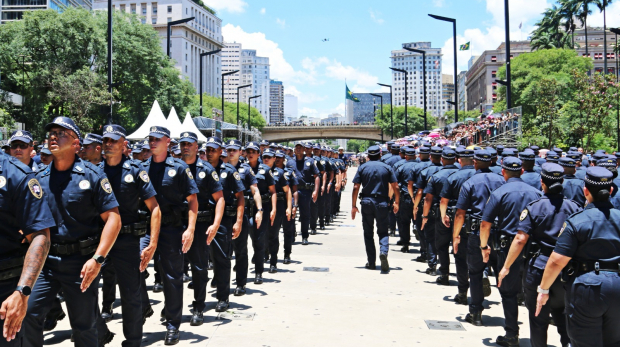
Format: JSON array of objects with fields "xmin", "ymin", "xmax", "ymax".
[
  {"xmin": 79, "ymin": 180, "xmax": 91, "ymax": 190},
  {"xmin": 305, "ymin": 162, "xmax": 310, "ymax": 167},
  {"xmin": 28, "ymin": 179, "xmax": 42, "ymax": 199},
  {"xmin": 239, "ymin": 168, "xmax": 245, "ymax": 173},
  {"xmin": 259, "ymin": 169, "xmax": 266, "ymax": 175},
  {"xmin": 234, "ymin": 172, "xmax": 241, "ymax": 180},
  {"xmin": 0, "ymin": 176, "xmax": 6, "ymax": 189},
  {"xmin": 199, "ymin": 171, "xmax": 206, "ymax": 179},
  {"xmin": 124, "ymin": 174, "xmax": 134, "ymax": 183},
  {"xmin": 168, "ymin": 169, "xmax": 177, "ymax": 177},
  {"xmin": 221, "ymin": 172, "xmax": 228, "ymax": 179}
]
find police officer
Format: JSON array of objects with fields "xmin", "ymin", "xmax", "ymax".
[
  {"xmin": 422, "ymin": 148, "xmax": 459, "ymax": 284},
  {"xmin": 520, "ymin": 150, "xmax": 542, "ymax": 190},
  {"xmin": 380, "ymin": 141, "xmax": 394, "ymax": 163},
  {"xmin": 311, "ymin": 144, "xmax": 328, "ymax": 233},
  {"xmin": 530, "ymin": 146, "xmax": 546, "ymax": 167},
  {"xmin": 440, "ymin": 148, "xmax": 476, "ymax": 304},
  {"xmin": 8, "ymin": 130, "xmax": 38, "ymax": 172},
  {"xmin": 479, "ymin": 157, "xmax": 542, "ymax": 346},
  {"xmin": 404, "ymin": 146, "xmax": 432, "ymax": 260},
  {"xmin": 395, "ymin": 147, "xmax": 418, "ymax": 253},
  {"xmin": 295, "ymin": 143, "xmax": 319, "ymax": 245},
  {"xmin": 536, "ymin": 166, "xmax": 620, "ymax": 347},
  {"xmin": 385, "ymin": 144, "xmax": 400, "ymax": 236},
  {"xmin": 82, "ymin": 133, "xmax": 103, "ymax": 165},
  {"xmin": 322, "ymin": 147, "xmax": 335, "ymax": 227},
  {"xmin": 559, "ymin": 157, "xmax": 586, "ymax": 207},
  {"xmin": 452, "ymin": 149, "xmax": 505, "ymax": 327},
  {"xmin": 487, "ymin": 147, "xmax": 502, "ymax": 175},
  {"xmin": 497, "ymin": 163, "xmax": 579, "ymax": 347},
  {"xmin": 97, "ymin": 124, "xmax": 161, "ymax": 346},
  {"xmin": 266, "ymin": 150, "xmax": 292, "ymax": 272},
  {"xmin": 24, "ymin": 117, "xmax": 122, "ymax": 347},
  {"xmin": 246, "ymin": 143, "xmax": 277, "ymax": 284},
  {"xmin": 566, "ymin": 152, "xmax": 587, "ymax": 180},
  {"xmin": 141, "ymin": 126, "xmax": 199, "ymax": 345},
  {"xmin": 277, "ymin": 149, "xmax": 299, "ymax": 264},
  {"xmin": 546, "ymin": 152, "xmax": 560, "ymax": 163},
  {"xmin": 0, "ymin": 151, "xmax": 55, "ymax": 346},
  {"xmin": 204, "ymin": 136, "xmax": 245, "ymax": 311},
  {"xmin": 351, "ymin": 145, "xmax": 399, "ymax": 273}
]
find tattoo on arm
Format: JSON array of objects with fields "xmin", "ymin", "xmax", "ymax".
[{"xmin": 19, "ymin": 230, "xmax": 50, "ymax": 288}]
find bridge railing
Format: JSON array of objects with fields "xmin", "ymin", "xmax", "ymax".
[{"xmin": 263, "ymin": 124, "xmax": 380, "ymax": 130}]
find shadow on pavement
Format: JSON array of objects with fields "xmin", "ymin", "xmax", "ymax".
[
  {"xmin": 142, "ymin": 330, "xmax": 209, "ymax": 346},
  {"xmin": 43, "ymin": 330, "xmax": 72, "ymax": 345}
]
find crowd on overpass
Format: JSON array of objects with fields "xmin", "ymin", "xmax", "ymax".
[
  {"xmin": 267, "ymin": 121, "xmax": 376, "ymax": 127},
  {"xmin": 445, "ymin": 112, "xmax": 520, "ymax": 147}
]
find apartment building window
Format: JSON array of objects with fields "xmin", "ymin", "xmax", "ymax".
[
  {"xmin": 167, "ymin": 17, "xmax": 172, "ymax": 22},
  {"xmin": 185, "ymin": 54, "xmax": 187, "ymax": 61},
  {"xmin": 152, "ymin": 3, "xmax": 157, "ymax": 14},
  {"xmin": 141, "ymin": 18, "xmax": 146, "ymax": 24},
  {"xmin": 151, "ymin": 18, "xmax": 156, "ymax": 24},
  {"xmin": 167, "ymin": 5, "xmax": 172, "ymax": 13},
  {"xmin": 491, "ymin": 56, "xmax": 497, "ymax": 62},
  {"xmin": 120, "ymin": 4, "xmax": 125, "ymax": 11},
  {"xmin": 130, "ymin": 4, "xmax": 136, "ymax": 14},
  {"xmin": 491, "ymin": 70, "xmax": 497, "ymax": 78}
]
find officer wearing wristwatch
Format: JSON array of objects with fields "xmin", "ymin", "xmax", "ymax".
[
  {"xmin": 92, "ymin": 254, "xmax": 105, "ymax": 265},
  {"xmin": 16, "ymin": 285, "xmax": 32, "ymax": 297},
  {"xmin": 537, "ymin": 286, "xmax": 549, "ymax": 294}
]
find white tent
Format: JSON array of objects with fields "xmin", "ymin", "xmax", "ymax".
[
  {"xmin": 166, "ymin": 107, "xmax": 185, "ymax": 139},
  {"xmin": 182, "ymin": 112, "xmax": 209, "ymax": 142},
  {"xmin": 126, "ymin": 100, "xmax": 167, "ymax": 140}
]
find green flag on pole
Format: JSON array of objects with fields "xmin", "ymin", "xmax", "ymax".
[
  {"xmin": 459, "ymin": 42, "xmax": 470, "ymax": 51},
  {"xmin": 346, "ymin": 85, "xmax": 360, "ymax": 102}
]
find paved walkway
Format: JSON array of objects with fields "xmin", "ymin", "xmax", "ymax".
[{"xmin": 45, "ymin": 167, "xmax": 562, "ymax": 346}]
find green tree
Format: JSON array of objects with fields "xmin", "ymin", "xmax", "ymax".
[
  {"xmin": 346, "ymin": 139, "xmax": 373, "ymax": 153},
  {"xmin": 530, "ymin": 5, "xmax": 574, "ymax": 51},
  {"xmin": 185, "ymin": 94, "xmax": 266, "ymax": 130}
]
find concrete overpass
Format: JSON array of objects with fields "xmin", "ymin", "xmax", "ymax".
[{"xmin": 261, "ymin": 125, "xmax": 393, "ymax": 142}]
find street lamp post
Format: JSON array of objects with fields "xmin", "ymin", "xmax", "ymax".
[
  {"xmin": 390, "ymin": 67, "xmax": 408, "ymax": 136},
  {"xmin": 371, "ymin": 94, "xmax": 384, "ymax": 142},
  {"xmin": 167, "ymin": 17, "xmax": 194, "ymax": 58},
  {"xmin": 199, "ymin": 49, "xmax": 221, "ymax": 118},
  {"xmin": 237, "ymin": 84, "xmax": 252, "ymax": 126},
  {"xmin": 248, "ymin": 95, "xmax": 261, "ymax": 144},
  {"xmin": 107, "ymin": 0, "xmax": 113, "ymax": 124},
  {"xmin": 429, "ymin": 14, "xmax": 459, "ymax": 122},
  {"xmin": 377, "ymin": 83, "xmax": 394, "ymax": 138},
  {"xmin": 221, "ymin": 70, "xmax": 239, "ymax": 122},
  {"xmin": 610, "ymin": 28, "xmax": 620, "ymax": 151},
  {"xmin": 404, "ymin": 47, "xmax": 428, "ymax": 130}
]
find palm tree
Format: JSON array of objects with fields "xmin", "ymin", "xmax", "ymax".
[
  {"xmin": 530, "ymin": 5, "xmax": 574, "ymax": 51},
  {"xmin": 559, "ymin": 0, "xmax": 579, "ymax": 48},
  {"xmin": 568, "ymin": 0, "xmax": 599, "ymax": 57},
  {"xmin": 596, "ymin": 0, "xmax": 613, "ymax": 72}
]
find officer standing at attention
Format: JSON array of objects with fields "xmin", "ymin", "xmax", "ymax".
[
  {"xmin": 311, "ymin": 144, "xmax": 328, "ymax": 233},
  {"xmin": 24, "ymin": 117, "xmax": 122, "ymax": 347},
  {"xmin": 395, "ymin": 147, "xmax": 418, "ymax": 253},
  {"xmin": 404, "ymin": 146, "xmax": 431, "ymax": 261},
  {"xmin": 422, "ymin": 148, "xmax": 459, "ymax": 284},
  {"xmin": 440, "ymin": 148, "xmax": 476, "ymax": 304},
  {"xmin": 559, "ymin": 157, "xmax": 586, "ymax": 207},
  {"xmin": 266, "ymin": 150, "xmax": 292, "ymax": 272},
  {"xmin": 497, "ymin": 163, "xmax": 580, "ymax": 347},
  {"xmin": 479, "ymin": 157, "xmax": 542, "ymax": 347},
  {"xmin": 487, "ymin": 148, "xmax": 503, "ymax": 175},
  {"xmin": 141, "ymin": 126, "xmax": 199, "ymax": 345},
  {"xmin": 536, "ymin": 166, "xmax": 620, "ymax": 347},
  {"xmin": 204, "ymin": 136, "xmax": 245, "ymax": 311},
  {"xmin": 81, "ymin": 133, "xmax": 103, "ymax": 165},
  {"xmin": 278, "ymin": 149, "xmax": 299, "ymax": 264},
  {"xmin": 531, "ymin": 146, "xmax": 546, "ymax": 168},
  {"xmin": 452, "ymin": 149, "xmax": 504, "ymax": 327},
  {"xmin": 295, "ymin": 143, "xmax": 319, "ymax": 245},
  {"xmin": 322, "ymin": 147, "xmax": 335, "ymax": 227},
  {"xmin": 98, "ymin": 125, "xmax": 161, "ymax": 346},
  {"xmin": 0, "ymin": 150, "xmax": 55, "ymax": 346},
  {"xmin": 520, "ymin": 150, "xmax": 542, "ymax": 190},
  {"xmin": 351, "ymin": 145, "xmax": 399, "ymax": 273},
  {"xmin": 8, "ymin": 131, "xmax": 38, "ymax": 172}
]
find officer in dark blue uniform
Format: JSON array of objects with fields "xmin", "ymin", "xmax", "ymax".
[
  {"xmin": 351, "ymin": 145, "xmax": 399, "ymax": 273},
  {"xmin": 82, "ymin": 133, "xmax": 104, "ymax": 165},
  {"xmin": 204, "ymin": 136, "xmax": 245, "ymax": 311},
  {"xmin": 295, "ymin": 143, "xmax": 319, "ymax": 245},
  {"xmin": 405, "ymin": 146, "xmax": 432, "ymax": 260},
  {"xmin": 453, "ymin": 149, "xmax": 504, "ymax": 327},
  {"xmin": 440, "ymin": 148, "xmax": 476, "ymax": 304},
  {"xmin": 384, "ymin": 144, "xmax": 400, "ymax": 236},
  {"xmin": 98, "ymin": 124, "xmax": 160, "ymax": 346},
  {"xmin": 395, "ymin": 147, "xmax": 418, "ymax": 253},
  {"xmin": 497, "ymin": 163, "xmax": 580, "ymax": 347},
  {"xmin": 479, "ymin": 157, "xmax": 542, "ymax": 346},
  {"xmin": 537, "ymin": 166, "xmax": 620, "ymax": 347},
  {"xmin": 596, "ymin": 157, "xmax": 620, "ymax": 210},
  {"xmin": 495, "ymin": 145, "xmax": 504, "ymax": 166},
  {"xmin": 546, "ymin": 152, "xmax": 560, "ymax": 163},
  {"xmin": 559, "ymin": 157, "xmax": 586, "ymax": 207},
  {"xmin": 8, "ymin": 130, "xmax": 38, "ymax": 172},
  {"xmin": 0, "ymin": 152, "xmax": 55, "ymax": 346},
  {"xmin": 266, "ymin": 150, "xmax": 292, "ymax": 272},
  {"xmin": 311, "ymin": 144, "xmax": 328, "ymax": 233},
  {"xmin": 566, "ymin": 152, "xmax": 587, "ymax": 180},
  {"xmin": 380, "ymin": 141, "xmax": 394, "ymax": 163},
  {"xmin": 520, "ymin": 150, "xmax": 542, "ymax": 190},
  {"xmin": 487, "ymin": 147, "xmax": 503, "ymax": 175},
  {"xmin": 322, "ymin": 147, "xmax": 335, "ymax": 227},
  {"xmin": 276, "ymin": 149, "xmax": 298, "ymax": 264},
  {"xmin": 422, "ymin": 148, "xmax": 459, "ymax": 284},
  {"xmin": 140, "ymin": 126, "xmax": 199, "ymax": 345},
  {"xmin": 414, "ymin": 147, "xmax": 443, "ymax": 274},
  {"xmin": 24, "ymin": 117, "xmax": 121, "ymax": 347},
  {"xmin": 531, "ymin": 146, "xmax": 546, "ymax": 167}
]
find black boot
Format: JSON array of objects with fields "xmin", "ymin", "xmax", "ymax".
[
  {"xmin": 465, "ymin": 312, "xmax": 483, "ymax": 326},
  {"xmin": 436, "ymin": 275, "xmax": 449, "ymax": 285},
  {"xmin": 453, "ymin": 292, "xmax": 468, "ymax": 305},
  {"xmin": 496, "ymin": 335, "xmax": 519, "ymax": 347},
  {"xmin": 100, "ymin": 305, "xmax": 113, "ymax": 322}
]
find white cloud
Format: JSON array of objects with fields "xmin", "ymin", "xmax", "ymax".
[
  {"xmin": 285, "ymin": 85, "xmax": 327, "ymax": 104},
  {"xmin": 276, "ymin": 18, "xmax": 286, "ymax": 28},
  {"xmin": 369, "ymin": 9, "xmax": 384, "ymax": 24},
  {"xmin": 486, "ymin": 0, "xmax": 551, "ymax": 28},
  {"xmin": 260, "ymin": 8, "xmax": 266, "ymax": 15},
  {"xmin": 202, "ymin": 0, "xmax": 247, "ymax": 13},
  {"xmin": 586, "ymin": 2, "xmax": 620, "ymax": 27},
  {"xmin": 432, "ymin": 0, "xmax": 445, "ymax": 7}
]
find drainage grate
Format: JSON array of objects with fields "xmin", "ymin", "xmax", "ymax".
[
  {"xmin": 216, "ymin": 311, "xmax": 256, "ymax": 321},
  {"xmin": 424, "ymin": 320, "xmax": 466, "ymax": 331},
  {"xmin": 339, "ymin": 224, "xmax": 356, "ymax": 227},
  {"xmin": 303, "ymin": 267, "xmax": 329, "ymax": 272}
]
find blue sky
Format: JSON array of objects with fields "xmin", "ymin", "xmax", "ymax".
[{"xmin": 204, "ymin": 0, "xmax": 618, "ymax": 119}]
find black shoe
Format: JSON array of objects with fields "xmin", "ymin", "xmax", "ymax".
[
  {"xmin": 188, "ymin": 281, "xmax": 194, "ymax": 289},
  {"xmin": 215, "ymin": 300, "xmax": 229, "ymax": 312},
  {"xmin": 482, "ymin": 276, "xmax": 492, "ymax": 297},
  {"xmin": 101, "ymin": 305, "xmax": 113, "ymax": 322},
  {"xmin": 207, "ymin": 261, "xmax": 214, "ymax": 270},
  {"xmin": 234, "ymin": 286, "xmax": 246, "ymax": 296},
  {"xmin": 436, "ymin": 275, "xmax": 449, "ymax": 286},
  {"xmin": 43, "ymin": 310, "xmax": 66, "ymax": 331},
  {"xmin": 311, "ymin": 230, "xmax": 317, "ymax": 235},
  {"xmin": 283, "ymin": 256, "xmax": 291, "ymax": 264},
  {"xmin": 142, "ymin": 306, "xmax": 154, "ymax": 324},
  {"xmin": 264, "ymin": 256, "xmax": 270, "ymax": 263},
  {"xmin": 454, "ymin": 292, "xmax": 468, "ymax": 305},
  {"xmin": 365, "ymin": 262, "xmax": 376, "ymax": 270},
  {"xmin": 153, "ymin": 282, "xmax": 163, "ymax": 293},
  {"xmin": 415, "ymin": 255, "xmax": 427, "ymax": 263},
  {"xmin": 190, "ymin": 310, "xmax": 204, "ymax": 326},
  {"xmin": 465, "ymin": 312, "xmax": 483, "ymax": 326},
  {"xmin": 302, "ymin": 238, "xmax": 309, "ymax": 245},
  {"xmin": 164, "ymin": 329, "xmax": 180, "ymax": 345},
  {"xmin": 425, "ymin": 267, "xmax": 437, "ymax": 276},
  {"xmin": 269, "ymin": 266, "xmax": 277, "ymax": 273},
  {"xmin": 160, "ymin": 308, "xmax": 166, "ymax": 319},
  {"xmin": 325, "ymin": 221, "xmax": 329, "ymax": 226},
  {"xmin": 400, "ymin": 246, "xmax": 409, "ymax": 253},
  {"xmin": 496, "ymin": 335, "xmax": 519, "ymax": 347},
  {"xmin": 183, "ymin": 273, "xmax": 191, "ymax": 283},
  {"xmin": 379, "ymin": 253, "xmax": 389, "ymax": 273},
  {"xmin": 396, "ymin": 240, "xmax": 404, "ymax": 246},
  {"xmin": 254, "ymin": 274, "xmax": 263, "ymax": 284},
  {"xmin": 99, "ymin": 330, "xmax": 115, "ymax": 346}
]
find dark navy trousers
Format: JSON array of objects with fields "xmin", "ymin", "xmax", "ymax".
[
  {"xmin": 424, "ymin": 215, "xmax": 437, "ymax": 268},
  {"xmin": 435, "ymin": 218, "xmax": 452, "ymax": 275},
  {"xmin": 282, "ymin": 205, "xmax": 296, "ymax": 256},
  {"xmin": 396, "ymin": 199, "xmax": 413, "ymax": 245},
  {"xmin": 455, "ymin": 233, "xmax": 470, "ymax": 294},
  {"xmin": 233, "ymin": 213, "xmax": 250, "ymax": 287},
  {"xmin": 268, "ymin": 201, "xmax": 287, "ymax": 267},
  {"xmin": 249, "ymin": 205, "xmax": 271, "ymax": 275},
  {"xmin": 310, "ymin": 182, "xmax": 325, "ymax": 230},
  {"xmin": 467, "ymin": 234, "xmax": 487, "ymax": 314},
  {"xmin": 186, "ymin": 221, "xmax": 211, "ymax": 311},
  {"xmin": 496, "ymin": 245, "xmax": 523, "ymax": 337},
  {"xmin": 211, "ymin": 216, "xmax": 232, "ymax": 302},
  {"xmin": 360, "ymin": 197, "xmax": 389, "ymax": 264},
  {"xmin": 524, "ymin": 269, "xmax": 568, "ymax": 347},
  {"xmin": 297, "ymin": 189, "xmax": 312, "ymax": 239}
]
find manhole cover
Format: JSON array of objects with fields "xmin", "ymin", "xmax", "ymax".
[
  {"xmin": 424, "ymin": 320, "xmax": 465, "ymax": 331},
  {"xmin": 339, "ymin": 224, "xmax": 356, "ymax": 227},
  {"xmin": 216, "ymin": 311, "xmax": 255, "ymax": 321},
  {"xmin": 303, "ymin": 267, "xmax": 329, "ymax": 272}
]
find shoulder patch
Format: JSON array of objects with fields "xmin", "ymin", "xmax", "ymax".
[
  {"xmin": 186, "ymin": 168, "xmax": 193, "ymax": 180},
  {"xmin": 139, "ymin": 171, "xmax": 150, "ymax": 182},
  {"xmin": 519, "ymin": 209, "xmax": 528, "ymax": 221},
  {"xmin": 212, "ymin": 171, "xmax": 219, "ymax": 181},
  {"xmin": 101, "ymin": 178, "xmax": 113, "ymax": 193},
  {"xmin": 234, "ymin": 172, "xmax": 241, "ymax": 180},
  {"xmin": 269, "ymin": 170, "xmax": 274, "ymax": 177},
  {"xmin": 559, "ymin": 222, "xmax": 566, "ymax": 236},
  {"xmin": 28, "ymin": 178, "xmax": 43, "ymax": 199}
]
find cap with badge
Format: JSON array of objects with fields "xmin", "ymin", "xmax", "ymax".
[
  {"xmin": 566, "ymin": 151, "xmax": 582, "ymax": 160},
  {"xmin": 179, "ymin": 132, "xmax": 198, "ymax": 143},
  {"xmin": 275, "ymin": 150, "xmax": 285, "ymax": 158},
  {"xmin": 262, "ymin": 148, "xmax": 275, "ymax": 157},
  {"xmin": 585, "ymin": 166, "xmax": 614, "ymax": 186},
  {"xmin": 83, "ymin": 133, "xmax": 103, "ymax": 145},
  {"xmin": 552, "ymin": 147, "xmax": 563, "ymax": 155},
  {"xmin": 171, "ymin": 145, "xmax": 181, "ymax": 155},
  {"xmin": 391, "ymin": 144, "xmax": 401, "ymax": 151},
  {"xmin": 10, "ymin": 130, "xmax": 33, "ymax": 144},
  {"xmin": 226, "ymin": 139, "xmax": 241, "ymax": 150},
  {"xmin": 102, "ymin": 125, "xmax": 127, "ymax": 141},
  {"xmin": 441, "ymin": 148, "xmax": 456, "ymax": 159},
  {"xmin": 541, "ymin": 163, "xmax": 564, "ymax": 180},
  {"xmin": 569, "ymin": 147, "xmax": 578, "ymax": 152},
  {"xmin": 558, "ymin": 157, "xmax": 576, "ymax": 167},
  {"xmin": 591, "ymin": 152, "xmax": 607, "ymax": 161},
  {"xmin": 367, "ymin": 145, "xmax": 381, "ymax": 156},
  {"xmin": 430, "ymin": 146, "xmax": 443, "ymax": 156},
  {"xmin": 198, "ymin": 144, "xmax": 207, "ymax": 153},
  {"xmin": 486, "ymin": 147, "xmax": 498, "ymax": 157},
  {"xmin": 501, "ymin": 148, "xmax": 517, "ymax": 157},
  {"xmin": 220, "ymin": 150, "xmax": 228, "ymax": 158},
  {"xmin": 246, "ymin": 141, "xmax": 260, "ymax": 151},
  {"xmin": 148, "ymin": 126, "xmax": 170, "ymax": 139},
  {"xmin": 205, "ymin": 137, "xmax": 222, "ymax": 149},
  {"xmin": 259, "ymin": 140, "xmax": 270, "ymax": 146},
  {"xmin": 456, "ymin": 148, "xmax": 474, "ymax": 158},
  {"xmin": 518, "ymin": 149, "xmax": 536, "ymax": 161},
  {"xmin": 502, "ymin": 157, "xmax": 522, "ymax": 171},
  {"xmin": 45, "ymin": 116, "xmax": 82, "ymax": 141},
  {"xmin": 530, "ymin": 145, "xmax": 540, "ymax": 153},
  {"xmin": 419, "ymin": 146, "xmax": 431, "ymax": 154},
  {"xmin": 596, "ymin": 158, "xmax": 617, "ymax": 172},
  {"xmin": 405, "ymin": 147, "xmax": 416, "ymax": 156},
  {"xmin": 474, "ymin": 149, "xmax": 492, "ymax": 162},
  {"xmin": 269, "ymin": 142, "xmax": 278, "ymax": 149},
  {"xmin": 40, "ymin": 143, "xmax": 52, "ymax": 155},
  {"xmin": 546, "ymin": 152, "xmax": 560, "ymax": 162}
]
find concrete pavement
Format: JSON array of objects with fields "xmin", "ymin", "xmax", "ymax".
[{"xmin": 44, "ymin": 167, "xmax": 562, "ymax": 347}]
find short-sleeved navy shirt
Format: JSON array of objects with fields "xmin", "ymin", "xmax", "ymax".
[
  {"xmin": 352, "ymin": 160, "xmax": 397, "ymax": 197},
  {"xmin": 283, "ymin": 167, "xmax": 299, "ymax": 187},
  {"xmin": 416, "ymin": 162, "xmax": 442, "ymax": 191},
  {"xmin": 521, "ymin": 170, "xmax": 542, "ymax": 191},
  {"xmin": 423, "ymin": 165, "xmax": 459, "ymax": 204},
  {"xmin": 455, "ymin": 169, "xmax": 505, "ymax": 219},
  {"xmin": 562, "ymin": 175, "xmax": 586, "ymax": 207},
  {"xmin": 271, "ymin": 166, "xmax": 290, "ymax": 193},
  {"xmin": 249, "ymin": 162, "xmax": 276, "ymax": 195},
  {"xmin": 235, "ymin": 162, "xmax": 258, "ymax": 195},
  {"xmin": 295, "ymin": 157, "xmax": 319, "ymax": 187},
  {"xmin": 102, "ymin": 156, "xmax": 156, "ymax": 225},
  {"xmin": 574, "ymin": 166, "xmax": 587, "ymax": 180},
  {"xmin": 38, "ymin": 156, "xmax": 119, "ymax": 243},
  {"xmin": 396, "ymin": 160, "xmax": 417, "ymax": 196},
  {"xmin": 188, "ymin": 158, "xmax": 222, "ymax": 210},
  {"xmin": 214, "ymin": 160, "xmax": 244, "ymax": 204},
  {"xmin": 519, "ymin": 194, "xmax": 581, "ymax": 250},
  {"xmin": 0, "ymin": 154, "xmax": 56, "ymax": 255},
  {"xmin": 407, "ymin": 159, "xmax": 432, "ymax": 189},
  {"xmin": 143, "ymin": 155, "xmax": 199, "ymax": 215},
  {"xmin": 440, "ymin": 165, "xmax": 475, "ymax": 202},
  {"xmin": 482, "ymin": 177, "xmax": 542, "ymax": 235},
  {"xmin": 554, "ymin": 201, "xmax": 620, "ymax": 263}
]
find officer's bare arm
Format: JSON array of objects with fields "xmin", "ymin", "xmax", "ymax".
[
  {"xmin": 439, "ymin": 197, "xmax": 449, "ymax": 220},
  {"xmin": 251, "ymin": 184, "xmax": 262, "ymax": 210},
  {"xmin": 413, "ymin": 188, "xmax": 423, "ymax": 211},
  {"xmin": 21, "ymin": 228, "xmax": 51, "ymax": 288},
  {"xmin": 453, "ymin": 209, "xmax": 466, "ymax": 239},
  {"xmin": 211, "ymin": 190, "xmax": 225, "ymax": 230},
  {"xmin": 391, "ymin": 182, "xmax": 400, "ymax": 205},
  {"xmin": 407, "ymin": 181, "xmax": 415, "ymax": 201},
  {"xmin": 185, "ymin": 194, "xmax": 198, "ymax": 233},
  {"xmin": 97, "ymin": 207, "xmax": 122, "ymax": 257},
  {"xmin": 234, "ymin": 191, "xmax": 245, "ymax": 227},
  {"xmin": 144, "ymin": 196, "xmax": 161, "ymax": 247},
  {"xmin": 502, "ymin": 231, "xmax": 529, "ymax": 271},
  {"xmin": 479, "ymin": 220, "xmax": 493, "ymax": 248},
  {"xmin": 538, "ymin": 252, "xmax": 571, "ymax": 290},
  {"xmin": 351, "ymin": 183, "xmax": 361, "ymax": 208},
  {"xmin": 422, "ymin": 193, "xmax": 433, "ymax": 218}
]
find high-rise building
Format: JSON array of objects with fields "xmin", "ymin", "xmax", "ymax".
[
  {"xmin": 442, "ymin": 74, "xmax": 454, "ymax": 113},
  {"xmin": 93, "ymin": 0, "xmax": 223, "ymax": 97},
  {"xmin": 390, "ymin": 42, "xmax": 446, "ymax": 118},
  {"xmin": 457, "ymin": 71, "xmax": 467, "ymax": 111},
  {"xmin": 348, "ymin": 92, "xmax": 391, "ymax": 124},
  {"xmin": 222, "ymin": 42, "xmax": 242, "ymax": 106},
  {"xmin": 283, "ymin": 94, "xmax": 298, "ymax": 122},
  {"xmin": 1, "ymin": 0, "xmax": 91, "ymax": 23},
  {"xmin": 269, "ymin": 80, "xmax": 284, "ymax": 124}
]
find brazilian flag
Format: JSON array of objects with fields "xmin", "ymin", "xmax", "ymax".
[
  {"xmin": 459, "ymin": 42, "xmax": 470, "ymax": 51},
  {"xmin": 346, "ymin": 85, "xmax": 360, "ymax": 102}
]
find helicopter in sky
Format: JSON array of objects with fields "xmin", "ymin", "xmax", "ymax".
[{"xmin": 321, "ymin": 38, "xmax": 329, "ymax": 42}]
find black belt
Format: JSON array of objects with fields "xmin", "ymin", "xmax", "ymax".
[
  {"xmin": 360, "ymin": 193, "xmax": 387, "ymax": 199},
  {"xmin": 576, "ymin": 260, "xmax": 620, "ymax": 274},
  {"xmin": 120, "ymin": 221, "xmax": 148, "ymax": 237},
  {"xmin": 188, "ymin": 210, "xmax": 214, "ymax": 223},
  {"xmin": 49, "ymin": 235, "xmax": 100, "ymax": 256},
  {"xmin": 0, "ymin": 255, "xmax": 25, "ymax": 281},
  {"xmin": 465, "ymin": 215, "xmax": 482, "ymax": 234},
  {"xmin": 276, "ymin": 192, "xmax": 286, "ymax": 201},
  {"xmin": 261, "ymin": 193, "xmax": 271, "ymax": 202},
  {"xmin": 162, "ymin": 214, "xmax": 181, "ymax": 226},
  {"xmin": 299, "ymin": 183, "xmax": 315, "ymax": 190},
  {"xmin": 224, "ymin": 206, "xmax": 237, "ymax": 217}
]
